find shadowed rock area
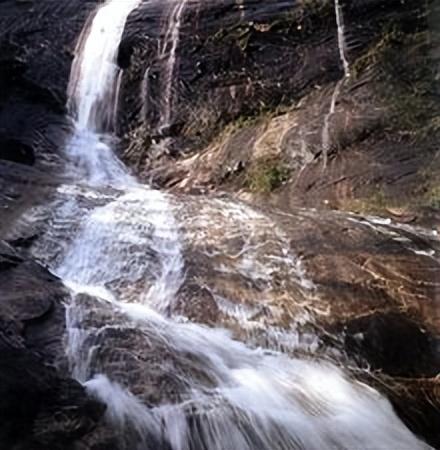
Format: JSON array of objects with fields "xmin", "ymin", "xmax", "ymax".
[
  {"xmin": 0, "ymin": 241, "xmax": 105, "ymax": 449},
  {"xmin": 0, "ymin": 0, "xmax": 100, "ymax": 228}
]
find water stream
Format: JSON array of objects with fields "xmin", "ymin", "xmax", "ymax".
[
  {"xmin": 334, "ymin": 0, "xmax": 350, "ymax": 78},
  {"xmin": 158, "ymin": 0, "xmax": 189, "ymax": 133},
  {"xmin": 320, "ymin": 0, "xmax": 350, "ymax": 169},
  {"xmin": 18, "ymin": 1, "xmax": 433, "ymax": 448}
]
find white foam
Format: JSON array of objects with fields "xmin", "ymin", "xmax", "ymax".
[
  {"xmin": 68, "ymin": 0, "xmax": 143, "ymax": 132},
  {"xmin": 86, "ymin": 374, "xmax": 160, "ymax": 437}
]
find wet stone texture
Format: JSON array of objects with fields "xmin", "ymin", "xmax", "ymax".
[
  {"xmin": 171, "ymin": 199, "xmax": 440, "ymax": 447},
  {"xmin": 63, "ymin": 196, "xmax": 440, "ymax": 448},
  {"xmin": 114, "ymin": 3, "xmax": 440, "ymax": 443}
]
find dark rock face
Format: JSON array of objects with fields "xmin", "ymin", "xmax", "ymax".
[
  {"xmin": 0, "ymin": 242, "xmax": 105, "ymax": 449},
  {"xmin": 343, "ymin": 312, "xmax": 440, "ymax": 447},
  {"xmin": 0, "ymin": 138, "xmax": 35, "ymax": 165},
  {"xmin": 118, "ymin": 0, "xmax": 434, "ymax": 186},
  {"xmin": 0, "ymin": 0, "xmax": 97, "ymax": 159},
  {"xmin": 118, "ymin": 0, "xmax": 440, "ymax": 230},
  {"xmin": 344, "ymin": 313, "xmax": 440, "ymax": 378},
  {"xmin": 120, "ymin": 0, "xmax": 342, "ymax": 135},
  {"xmin": 0, "ymin": 0, "xmax": 100, "ymax": 227}
]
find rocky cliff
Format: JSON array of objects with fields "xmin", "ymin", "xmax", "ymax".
[
  {"xmin": 118, "ymin": 0, "xmax": 440, "ymax": 227},
  {"xmin": 0, "ymin": 241, "xmax": 105, "ymax": 449},
  {"xmin": 3, "ymin": 0, "xmax": 437, "ymax": 223}
]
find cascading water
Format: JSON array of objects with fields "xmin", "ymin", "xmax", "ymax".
[
  {"xmin": 16, "ymin": 0, "xmax": 433, "ymax": 448},
  {"xmin": 54, "ymin": 0, "xmax": 184, "ymax": 375},
  {"xmin": 65, "ymin": 0, "xmax": 142, "ymax": 185},
  {"xmin": 68, "ymin": 0, "xmax": 141, "ymax": 133}
]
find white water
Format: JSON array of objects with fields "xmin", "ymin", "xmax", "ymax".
[
  {"xmin": 141, "ymin": 66, "xmax": 151, "ymax": 122},
  {"xmin": 66, "ymin": 0, "xmax": 142, "ymax": 186},
  {"xmin": 159, "ymin": 0, "xmax": 190, "ymax": 132},
  {"xmin": 57, "ymin": 0, "xmax": 184, "ymax": 373},
  {"xmin": 58, "ymin": 187, "xmax": 184, "ymax": 312},
  {"xmin": 23, "ymin": 1, "xmax": 433, "ymax": 448},
  {"xmin": 79, "ymin": 301, "xmax": 430, "ymax": 450},
  {"xmin": 68, "ymin": 0, "xmax": 142, "ymax": 132}
]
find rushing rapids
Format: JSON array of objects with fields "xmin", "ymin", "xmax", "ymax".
[{"xmin": 8, "ymin": 1, "xmax": 435, "ymax": 449}]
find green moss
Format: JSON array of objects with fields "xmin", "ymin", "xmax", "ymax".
[
  {"xmin": 350, "ymin": 27, "xmax": 400, "ymax": 80},
  {"xmin": 351, "ymin": 24, "xmax": 438, "ymax": 134},
  {"xmin": 208, "ymin": 0, "xmax": 332, "ymax": 47},
  {"xmin": 418, "ymin": 116, "xmax": 440, "ymax": 140},
  {"xmin": 422, "ymin": 184, "xmax": 440, "ymax": 209},
  {"xmin": 233, "ymin": 114, "xmax": 262, "ymax": 130},
  {"xmin": 351, "ymin": 26, "xmax": 430, "ymax": 78},
  {"xmin": 341, "ymin": 186, "xmax": 429, "ymax": 216},
  {"xmin": 343, "ymin": 176, "xmax": 440, "ymax": 214},
  {"xmin": 388, "ymin": 91, "xmax": 433, "ymax": 131},
  {"xmin": 343, "ymin": 190, "xmax": 392, "ymax": 215},
  {"xmin": 245, "ymin": 157, "xmax": 290, "ymax": 193}
]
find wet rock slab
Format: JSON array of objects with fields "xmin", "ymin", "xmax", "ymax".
[
  {"xmin": 176, "ymin": 199, "xmax": 440, "ymax": 447},
  {"xmin": 54, "ymin": 193, "xmax": 440, "ymax": 448}
]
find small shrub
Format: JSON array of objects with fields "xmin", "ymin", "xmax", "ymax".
[{"xmin": 245, "ymin": 157, "xmax": 290, "ymax": 193}]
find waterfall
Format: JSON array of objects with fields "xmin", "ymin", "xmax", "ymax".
[
  {"xmin": 16, "ymin": 1, "xmax": 433, "ymax": 449},
  {"xmin": 78, "ymin": 301, "xmax": 430, "ymax": 450},
  {"xmin": 67, "ymin": 0, "xmax": 142, "ymax": 133},
  {"xmin": 65, "ymin": 0, "xmax": 142, "ymax": 186},
  {"xmin": 57, "ymin": 0, "xmax": 185, "ymax": 374},
  {"xmin": 158, "ymin": 0, "xmax": 189, "ymax": 133},
  {"xmin": 141, "ymin": 66, "xmax": 151, "ymax": 122}
]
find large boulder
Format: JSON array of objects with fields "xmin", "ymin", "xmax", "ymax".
[{"xmin": 0, "ymin": 241, "xmax": 105, "ymax": 449}]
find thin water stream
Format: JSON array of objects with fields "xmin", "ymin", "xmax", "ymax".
[{"xmin": 159, "ymin": 0, "xmax": 190, "ymax": 133}]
